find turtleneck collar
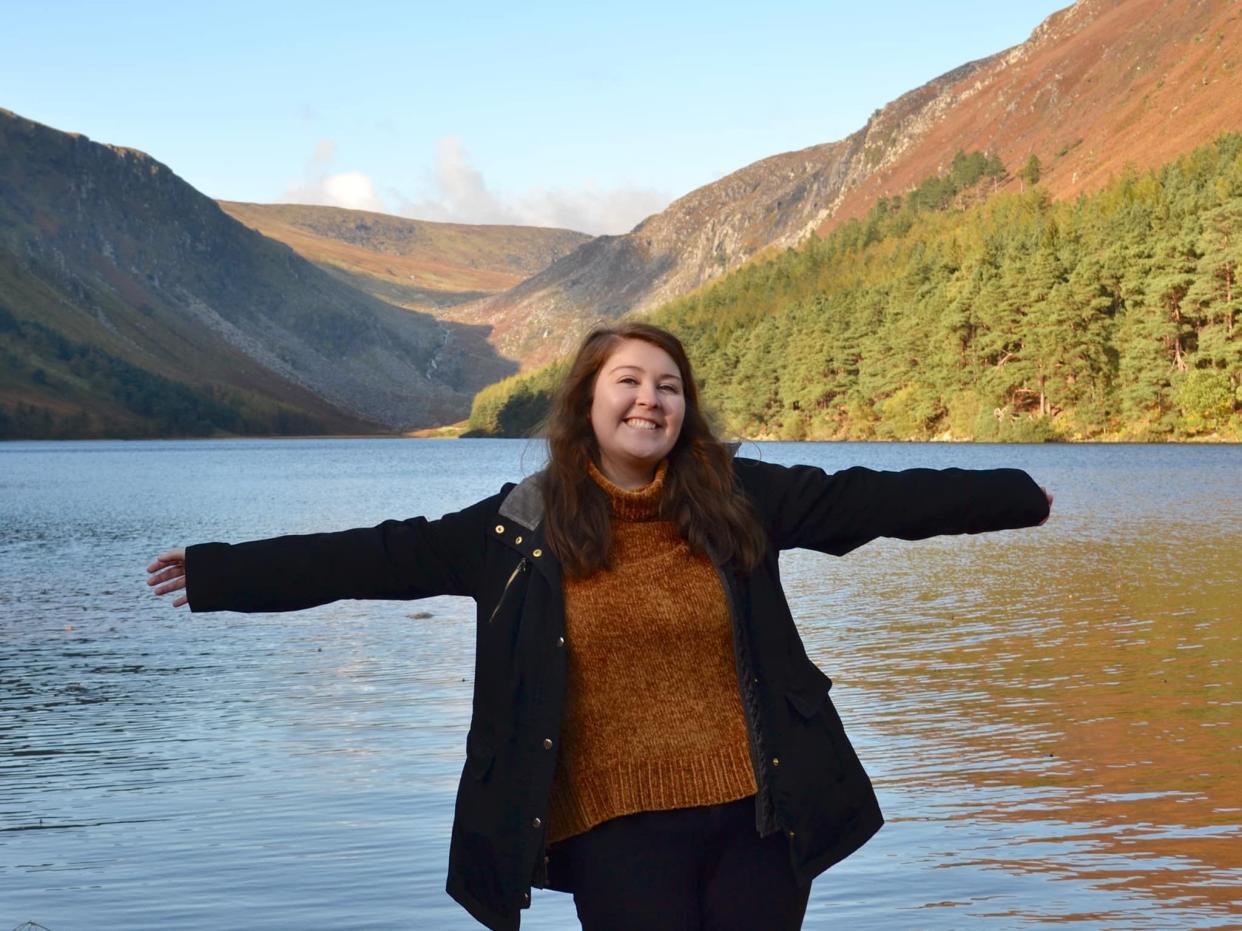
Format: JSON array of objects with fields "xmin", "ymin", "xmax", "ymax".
[{"xmin": 587, "ymin": 459, "xmax": 668, "ymax": 521}]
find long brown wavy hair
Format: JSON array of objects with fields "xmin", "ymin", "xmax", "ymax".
[{"xmin": 540, "ymin": 322, "xmax": 767, "ymax": 578}]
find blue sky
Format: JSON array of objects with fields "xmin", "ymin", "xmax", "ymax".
[{"xmin": 3, "ymin": 0, "xmax": 1069, "ymax": 234}]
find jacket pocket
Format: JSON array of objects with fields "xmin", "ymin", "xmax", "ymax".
[
  {"xmin": 784, "ymin": 667, "xmax": 833, "ymax": 719},
  {"xmin": 465, "ymin": 729, "xmax": 495, "ymax": 781}
]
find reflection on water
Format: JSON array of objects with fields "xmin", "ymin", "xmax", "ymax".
[
  {"xmin": 777, "ymin": 442, "xmax": 1242, "ymax": 929},
  {"xmin": 1, "ymin": 440, "xmax": 1239, "ymax": 930}
]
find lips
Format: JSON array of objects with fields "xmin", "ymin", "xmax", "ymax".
[{"xmin": 624, "ymin": 418, "xmax": 660, "ymax": 430}]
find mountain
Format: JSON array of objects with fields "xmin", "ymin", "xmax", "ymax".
[
  {"xmin": 217, "ymin": 201, "xmax": 590, "ymax": 312},
  {"xmin": 0, "ymin": 109, "xmax": 515, "ymax": 437},
  {"xmin": 815, "ymin": 0, "xmax": 1242, "ymax": 230},
  {"xmin": 468, "ymin": 133, "xmax": 1242, "ymax": 441},
  {"xmin": 456, "ymin": 0, "xmax": 1242, "ymax": 370}
]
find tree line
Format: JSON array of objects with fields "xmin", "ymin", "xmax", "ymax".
[{"xmin": 469, "ymin": 134, "xmax": 1241, "ymax": 441}]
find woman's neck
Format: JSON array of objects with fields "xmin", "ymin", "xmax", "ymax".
[{"xmin": 595, "ymin": 454, "xmax": 657, "ymax": 490}]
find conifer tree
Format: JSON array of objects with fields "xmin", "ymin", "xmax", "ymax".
[{"xmin": 1020, "ymin": 153, "xmax": 1042, "ymax": 187}]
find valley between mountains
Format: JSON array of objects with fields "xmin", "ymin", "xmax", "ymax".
[{"xmin": 2, "ymin": 0, "xmax": 1239, "ymax": 439}]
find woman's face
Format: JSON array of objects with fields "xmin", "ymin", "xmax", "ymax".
[{"xmin": 589, "ymin": 338, "xmax": 686, "ymax": 488}]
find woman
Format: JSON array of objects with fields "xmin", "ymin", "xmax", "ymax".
[{"xmin": 148, "ymin": 322, "xmax": 1051, "ymax": 931}]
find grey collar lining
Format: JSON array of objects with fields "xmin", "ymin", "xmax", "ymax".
[
  {"xmin": 497, "ymin": 472, "xmax": 545, "ymax": 531},
  {"xmin": 498, "ymin": 445, "xmax": 739, "ymax": 532}
]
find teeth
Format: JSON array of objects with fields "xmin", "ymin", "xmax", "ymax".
[{"xmin": 625, "ymin": 419, "xmax": 658, "ymax": 430}]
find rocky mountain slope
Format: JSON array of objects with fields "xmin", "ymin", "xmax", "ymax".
[
  {"xmin": 218, "ymin": 201, "xmax": 589, "ymax": 311},
  {"xmin": 821, "ymin": 0, "xmax": 1242, "ymax": 230},
  {"xmin": 0, "ymin": 109, "xmax": 515, "ymax": 435},
  {"xmin": 456, "ymin": 0, "xmax": 1242, "ymax": 369}
]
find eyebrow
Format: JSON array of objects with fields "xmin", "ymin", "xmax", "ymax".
[{"xmin": 609, "ymin": 364, "xmax": 683, "ymax": 381}]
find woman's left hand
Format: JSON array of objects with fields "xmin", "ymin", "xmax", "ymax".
[{"xmin": 1038, "ymin": 487, "xmax": 1053, "ymax": 525}]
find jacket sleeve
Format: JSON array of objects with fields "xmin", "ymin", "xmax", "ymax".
[
  {"xmin": 183, "ymin": 491, "xmax": 503, "ymax": 613},
  {"xmin": 739, "ymin": 459, "xmax": 1049, "ymax": 555}
]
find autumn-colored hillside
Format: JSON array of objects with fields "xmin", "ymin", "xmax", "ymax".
[
  {"xmin": 826, "ymin": 0, "xmax": 1242, "ymax": 232},
  {"xmin": 219, "ymin": 202, "xmax": 590, "ymax": 311}
]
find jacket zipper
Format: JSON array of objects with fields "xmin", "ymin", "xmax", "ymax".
[
  {"xmin": 488, "ymin": 557, "xmax": 528, "ymax": 624},
  {"xmin": 714, "ymin": 562, "xmax": 777, "ymax": 835}
]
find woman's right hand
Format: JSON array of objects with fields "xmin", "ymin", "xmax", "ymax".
[{"xmin": 147, "ymin": 548, "xmax": 189, "ymax": 608}]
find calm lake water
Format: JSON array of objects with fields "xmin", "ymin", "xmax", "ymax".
[{"xmin": 1, "ymin": 439, "xmax": 1239, "ymax": 931}]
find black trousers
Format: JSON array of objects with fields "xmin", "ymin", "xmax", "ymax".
[{"xmin": 554, "ymin": 796, "xmax": 811, "ymax": 931}]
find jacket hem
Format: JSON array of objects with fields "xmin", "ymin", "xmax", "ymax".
[
  {"xmin": 796, "ymin": 812, "xmax": 885, "ymax": 883},
  {"xmin": 447, "ymin": 877, "xmax": 521, "ymax": 931}
]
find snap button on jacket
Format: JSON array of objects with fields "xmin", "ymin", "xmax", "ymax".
[{"xmin": 185, "ymin": 457, "xmax": 1050, "ymax": 931}]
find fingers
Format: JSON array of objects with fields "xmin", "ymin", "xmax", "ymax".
[
  {"xmin": 146, "ymin": 548, "xmax": 186, "ymax": 573},
  {"xmin": 152, "ymin": 577, "xmax": 186, "ymax": 597},
  {"xmin": 146, "ymin": 564, "xmax": 183, "ymax": 585},
  {"xmin": 146, "ymin": 568, "xmax": 185, "ymax": 594},
  {"xmin": 147, "ymin": 547, "xmax": 188, "ymax": 606}
]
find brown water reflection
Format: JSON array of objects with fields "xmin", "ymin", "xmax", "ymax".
[
  {"xmin": 792, "ymin": 518, "xmax": 1241, "ymax": 922},
  {"xmin": 2, "ymin": 440, "xmax": 1238, "ymax": 930}
]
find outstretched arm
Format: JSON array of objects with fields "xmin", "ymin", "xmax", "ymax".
[
  {"xmin": 737, "ymin": 459, "xmax": 1051, "ymax": 555},
  {"xmin": 146, "ymin": 490, "xmax": 504, "ymax": 613}
]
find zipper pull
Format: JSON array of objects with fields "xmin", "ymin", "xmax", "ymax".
[{"xmin": 488, "ymin": 558, "xmax": 529, "ymax": 624}]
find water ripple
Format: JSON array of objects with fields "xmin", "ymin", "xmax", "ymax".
[{"xmin": 2, "ymin": 439, "xmax": 1240, "ymax": 929}]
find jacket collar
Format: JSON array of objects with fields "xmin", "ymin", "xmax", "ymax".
[
  {"xmin": 498, "ymin": 449, "xmax": 742, "ymax": 571},
  {"xmin": 500, "ymin": 446, "xmax": 740, "ymax": 531},
  {"xmin": 496, "ymin": 473, "xmax": 562, "ymax": 582},
  {"xmin": 498, "ymin": 472, "xmax": 544, "ymax": 531}
]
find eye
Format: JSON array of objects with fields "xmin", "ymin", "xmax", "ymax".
[
  {"xmin": 659, "ymin": 383, "xmax": 680, "ymax": 394},
  {"xmin": 619, "ymin": 376, "xmax": 638, "ymax": 385}
]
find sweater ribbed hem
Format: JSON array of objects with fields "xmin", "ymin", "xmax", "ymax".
[{"xmin": 547, "ymin": 743, "xmax": 758, "ymax": 844}]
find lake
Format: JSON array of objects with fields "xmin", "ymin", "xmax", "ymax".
[{"xmin": 1, "ymin": 439, "xmax": 1239, "ymax": 930}]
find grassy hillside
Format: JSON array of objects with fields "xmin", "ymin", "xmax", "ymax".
[
  {"xmin": 466, "ymin": 136, "xmax": 1242, "ymax": 441},
  {"xmin": 0, "ymin": 250, "xmax": 373, "ymax": 439},
  {"xmin": 0, "ymin": 301, "xmax": 325, "ymax": 438},
  {"xmin": 0, "ymin": 109, "xmax": 514, "ymax": 438},
  {"xmin": 218, "ymin": 202, "xmax": 591, "ymax": 311}
]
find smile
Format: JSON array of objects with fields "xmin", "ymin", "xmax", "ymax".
[{"xmin": 624, "ymin": 418, "xmax": 660, "ymax": 430}]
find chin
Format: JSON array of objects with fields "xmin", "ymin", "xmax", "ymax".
[{"xmin": 631, "ymin": 451, "xmax": 664, "ymax": 466}]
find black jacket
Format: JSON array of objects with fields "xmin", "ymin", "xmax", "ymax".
[{"xmin": 186, "ymin": 456, "xmax": 1049, "ymax": 930}]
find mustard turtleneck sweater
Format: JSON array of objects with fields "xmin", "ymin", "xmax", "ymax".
[{"xmin": 546, "ymin": 460, "xmax": 757, "ymax": 844}]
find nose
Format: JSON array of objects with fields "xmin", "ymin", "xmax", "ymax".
[{"xmin": 636, "ymin": 382, "xmax": 662, "ymax": 409}]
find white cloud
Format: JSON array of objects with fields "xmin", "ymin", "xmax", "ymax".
[
  {"xmin": 282, "ymin": 170, "xmax": 386, "ymax": 213},
  {"xmin": 402, "ymin": 137, "xmax": 509, "ymax": 225},
  {"xmin": 321, "ymin": 171, "xmax": 384, "ymax": 211},
  {"xmin": 398, "ymin": 137, "xmax": 670, "ymax": 236},
  {"xmin": 509, "ymin": 184, "xmax": 673, "ymax": 237},
  {"xmin": 281, "ymin": 140, "xmax": 386, "ymax": 213},
  {"xmin": 280, "ymin": 137, "xmax": 671, "ymax": 235}
]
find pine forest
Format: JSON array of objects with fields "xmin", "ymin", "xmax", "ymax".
[{"xmin": 469, "ymin": 135, "xmax": 1242, "ymax": 442}]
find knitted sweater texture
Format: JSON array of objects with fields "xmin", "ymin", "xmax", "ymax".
[{"xmin": 546, "ymin": 460, "xmax": 757, "ymax": 844}]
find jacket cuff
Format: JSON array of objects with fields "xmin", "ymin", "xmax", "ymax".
[{"xmin": 184, "ymin": 541, "xmax": 232, "ymax": 613}]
